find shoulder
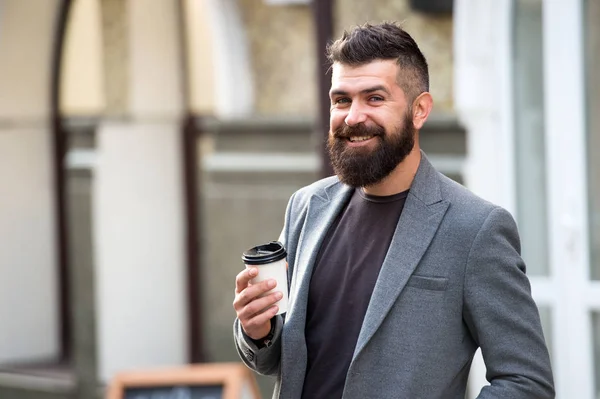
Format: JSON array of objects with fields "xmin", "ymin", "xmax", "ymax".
[
  {"xmin": 280, "ymin": 175, "xmax": 345, "ymax": 251},
  {"xmin": 438, "ymin": 174, "xmax": 494, "ymax": 212},
  {"xmin": 290, "ymin": 175, "xmax": 342, "ymax": 205},
  {"xmin": 437, "ymin": 172, "xmax": 517, "ymax": 235}
]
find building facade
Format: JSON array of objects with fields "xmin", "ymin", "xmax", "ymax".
[{"xmin": 0, "ymin": 0, "xmax": 597, "ymax": 398}]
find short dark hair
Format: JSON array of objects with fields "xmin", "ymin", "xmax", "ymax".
[{"xmin": 326, "ymin": 22, "xmax": 429, "ymax": 101}]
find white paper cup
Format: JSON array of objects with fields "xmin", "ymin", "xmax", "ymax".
[{"xmin": 242, "ymin": 241, "xmax": 288, "ymax": 315}]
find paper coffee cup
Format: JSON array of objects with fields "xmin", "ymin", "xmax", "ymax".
[{"xmin": 242, "ymin": 241, "xmax": 288, "ymax": 315}]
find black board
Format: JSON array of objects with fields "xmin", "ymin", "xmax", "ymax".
[
  {"xmin": 107, "ymin": 363, "xmax": 260, "ymax": 399},
  {"xmin": 124, "ymin": 385, "xmax": 223, "ymax": 399}
]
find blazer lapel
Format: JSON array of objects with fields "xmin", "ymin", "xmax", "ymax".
[
  {"xmin": 286, "ymin": 181, "xmax": 353, "ymax": 321},
  {"xmin": 280, "ymin": 180, "xmax": 353, "ymax": 398},
  {"xmin": 352, "ymin": 153, "xmax": 450, "ymax": 360}
]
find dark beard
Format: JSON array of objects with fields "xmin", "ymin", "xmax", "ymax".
[{"xmin": 327, "ymin": 114, "xmax": 415, "ymax": 188}]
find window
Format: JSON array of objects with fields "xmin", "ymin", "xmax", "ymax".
[{"xmin": 513, "ymin": 0, "xmax": 549, "ymax": 277}]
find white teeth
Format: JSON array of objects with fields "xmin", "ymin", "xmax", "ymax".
[{"xmin": 349, "ymin": 136, "xmax": 373, "ymax": 142}]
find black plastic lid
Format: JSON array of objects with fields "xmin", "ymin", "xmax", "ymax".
[{"xmin": 242, "ymin": 241, "xmax": 287, "ymax": 265}]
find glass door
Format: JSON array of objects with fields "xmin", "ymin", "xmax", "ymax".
[
  {"xmin": 468, "ymin": 1, "xmax": 600, "ymax": 397},
  {"xmin": 456, "ymin": 1, "xmax": 600, "ymax": 396},
  {"xmin": 528, "ymin": 0, "xmax": 599, "ymax": 397}
]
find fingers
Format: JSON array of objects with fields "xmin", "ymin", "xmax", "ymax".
[
  {"xmin": 235, "ymin": 267, "xmax": 257, "ymax": 294},
  {"xmin": 242, "ymin": 304, "xmax": 279, "ymax": 338},
  {"xmin": 233, "ymin": 277, "xmax": 277, "ymax": 311},
  {"xmin": 237, "ymin": 292, "xmax": 281, "ymax": 335},
  {"xmin": 233, "ymin": 271, "xmax": 282, "ymax": 340},
  {"xmin": 239, "ymin": 291, "xmax": 283, "ymax": 320}
]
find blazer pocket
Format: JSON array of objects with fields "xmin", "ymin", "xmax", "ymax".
[{"xmin": 406, "ymin": 275, "xmax": 448, "ymax": 291}]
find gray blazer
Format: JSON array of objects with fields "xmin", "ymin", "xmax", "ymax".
[{"xmin": 234, "ymin": 153, "xmax": 554, "ymax": 398}]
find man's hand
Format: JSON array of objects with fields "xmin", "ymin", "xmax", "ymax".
[{"xmin": 233, "ymin": 267, "xmax": 283, "ymax": 340}]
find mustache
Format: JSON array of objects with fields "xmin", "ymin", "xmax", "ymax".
[{"xmin": 332, "ymin": 123, "xmax": 385, "ymax": 139}]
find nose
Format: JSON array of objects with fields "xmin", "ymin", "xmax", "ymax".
[{"xmin": 344, "ymin": 103, "xmax": 367, "ymax": 126}]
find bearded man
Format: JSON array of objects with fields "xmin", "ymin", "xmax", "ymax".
[{"xmin": 233, "ymin": 22, "xmax": 555, "ymax": 399}]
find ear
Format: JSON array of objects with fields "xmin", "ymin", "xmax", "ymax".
[{"xmin": 411, "ymin": 92, "xmax": 433, "ymax": 130}]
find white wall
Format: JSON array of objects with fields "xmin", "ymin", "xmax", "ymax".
[
  {"xmin": 0, "ymin": 0, "xmax": 61, "ymax": 363},
  {"xmin": 94, "ymin": 121, "xmax": 187, "ymax": 381},
  {"xmin": 0, "ymin": 127, "xmax": 59, "ymax": 363}
]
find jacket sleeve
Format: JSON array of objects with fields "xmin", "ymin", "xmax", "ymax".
[
  {"xmin": 233, "ymin": 315, "xmax": 284, "ymax": 376},
  {"xmin": 232, "ymin": 191, "xmax": 297, "ymax": 376},
  {"xmin": 464, "ymin": 207, "xmax": 555, "ymax": 398}
]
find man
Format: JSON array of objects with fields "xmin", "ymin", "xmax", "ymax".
[{"xmin": 233, "ymin": 22, "xmax": 554, "ymax": 399}]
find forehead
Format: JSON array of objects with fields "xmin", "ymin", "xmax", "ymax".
[{"xmin": 330, "ymin": 60, "xmax": 400, "ymax": 91}]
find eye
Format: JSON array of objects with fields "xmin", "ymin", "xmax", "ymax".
[
  {"xmin": 369, "ymin": 95, "xmax": 384, "ymax": 102},
  {"xmin": 333, "ymin": 97, "xmax": 351, "ymax": 105}
]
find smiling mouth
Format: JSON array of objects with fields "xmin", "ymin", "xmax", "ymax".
[{"xmin": 348, "ymin": 136, "xmax": 375, "ymax": 142}]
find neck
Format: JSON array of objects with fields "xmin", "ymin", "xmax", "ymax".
[{"xmin": 362, "ymin": 145, "xmax": 421, "ymax": 196}]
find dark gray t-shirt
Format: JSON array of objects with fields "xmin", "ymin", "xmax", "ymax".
[{"xmin": 301, "ymin": 187, "xmax": 408, "ymax": 399}]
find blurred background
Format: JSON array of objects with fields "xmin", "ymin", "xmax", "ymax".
[{"xmin": 0, "ymin": 0, "xmax": 598, "ymax": 398}]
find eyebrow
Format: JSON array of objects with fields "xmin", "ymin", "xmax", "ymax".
[{"xmin": 329, "ymin": 85, "xmax": 391, "ymax": 97}]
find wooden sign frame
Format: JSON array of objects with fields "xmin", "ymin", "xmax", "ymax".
[{"xmin": 106, "ymin": 362, "xmax": 261, "ymax": 399}]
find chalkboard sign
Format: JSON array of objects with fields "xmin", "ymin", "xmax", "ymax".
[
  {"xmin": 124, "ymin": 385, "xmax": 222, "ymax": 399},
  {"xmin": 106, "ymin": 362, "xmax": 261, "ymax": 399}
]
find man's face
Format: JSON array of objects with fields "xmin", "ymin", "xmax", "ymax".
[{"xmin": 327, "ymin": 60, "xmax": 416, "ymax": 188}]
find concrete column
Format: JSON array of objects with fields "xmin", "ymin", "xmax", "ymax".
[
  {"xmin": 60, "ymin": 0, "xmax": 105, "ymax": 117},
  {"xmin": 0, "ymin": 0, "xmax": 61, "ymax": 364},
  {"xmin": 201, "ymin": 0, "xmax": 254, "ymax": 118},
  {"xmin": 94, "ymin": 0, "xmax": 187, "ymax": 382},
  {"xmin": 183, "ymin": 0, "xmax": 216, "ymax": 116}
]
